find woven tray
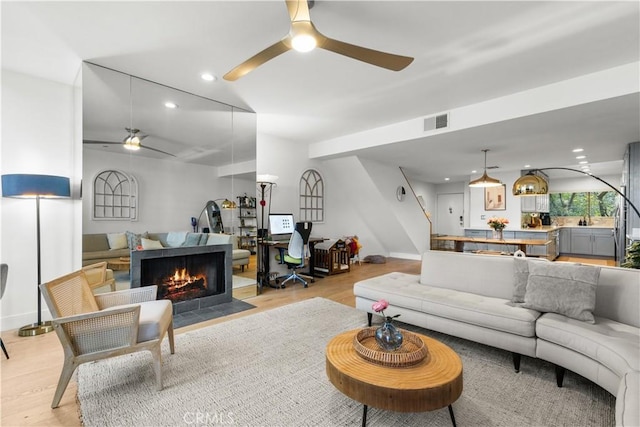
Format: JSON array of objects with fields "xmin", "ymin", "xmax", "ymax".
[{"xmin": 353, "ymin": 327, "xmax": 428, "ymax": 367}]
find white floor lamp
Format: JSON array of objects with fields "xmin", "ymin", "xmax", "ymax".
[{"xmin": 1, "ymin": 174, "xmax": 71, "ymax": 336}]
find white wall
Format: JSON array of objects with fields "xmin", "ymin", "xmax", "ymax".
[
  {"xmin": 82, "ymin": 149, "xmax": 238, "ymax": 234},
  {"xmin": 549, "ymin": 174, "xmax": 621, "ymax": 193},
  {"xmin": 257, "ymin": 120, "xmax": 429, "ymax": 259},
  {"xmin": 1, "ymin": 70, "xmax": 81, "ymax": 331},
  {"xmin": 468, "ymin": 170, "xmax": 523, "ymax": 229}
]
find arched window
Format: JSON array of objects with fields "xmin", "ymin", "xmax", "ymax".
[
  {"xmin": 93, "ymin": 169, "xmax": 138, "ymax": 220},
  {"xmin": 300, "ymin": 169, "xmax": 324, "ymax": 222}
]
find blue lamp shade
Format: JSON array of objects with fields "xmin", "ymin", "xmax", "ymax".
[{"xmin": 1, "ymin": 174, "xmax": 70, "ymax": 198}]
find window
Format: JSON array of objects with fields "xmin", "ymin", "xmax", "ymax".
[
  {"xmin": 300, "ymin": 169, "xmax": 324, "ymax": 222},
  {"xmin": 549, "ymin": 191, "xmax": 617, "ymax": 217},
  {"xmin": 93, "ymin": 170, "xmax": 138, "ymax": 220}
]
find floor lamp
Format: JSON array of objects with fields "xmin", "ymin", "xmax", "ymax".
[
  {"xmin": 1, "ymin": 174, "xmax": 71, "ymax": 336},
  {"xmin": 256, "ymin": 175, "xmax": 278, "ymax": 293}
]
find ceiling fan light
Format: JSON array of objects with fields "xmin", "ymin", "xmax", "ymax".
[
  {"xmin": 292, "ymin": 34, "xmax": 317, "ymax": 52},
  {"xmin": 512, "ymin": 173, "xmax": 548, "ymax": 196},
  {"xmin": 123, "ymin": 136, "xmax": 141, "ymax": 151}
]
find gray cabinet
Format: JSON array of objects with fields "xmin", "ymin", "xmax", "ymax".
[
  {"xmin": 559, "ymin": 228, "xmax": 571, "ymax": 254},
  {"xmin": 520, "ymin": 195, "xmax": 550, "ymax": 213},
  {"xmin": 568, "ymin": 228, "xmax": 614, "ymax": 257},
  {"xmin": 515, "ymin": 231, "xmax": 548, "ymax": 257}
]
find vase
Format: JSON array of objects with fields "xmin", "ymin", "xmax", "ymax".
[
  {"xmin": 375, "ymin": 318, "xmax": 403, "ymax": 351},
  {"xmin": 492, "ymin": 229, "xmax": 503, "ymax": 240}
]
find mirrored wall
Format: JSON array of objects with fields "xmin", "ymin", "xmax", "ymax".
[{"xmin": 82, "ymin": 62, "xmax": 256, "ymax": 239}]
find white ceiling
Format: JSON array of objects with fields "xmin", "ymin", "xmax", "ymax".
[{"xmin": 2, "ymin": 1, "xmax": 639, "ymax": 182}]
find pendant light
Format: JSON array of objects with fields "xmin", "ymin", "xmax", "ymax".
[
  {"xmin": 469, "ymin": 149, "xmax": 502, "ymax": 188},
  {"xmin": 512, "ymin": 171, "xmax": 548, "ymax": 196}
]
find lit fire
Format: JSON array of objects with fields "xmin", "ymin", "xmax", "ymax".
[{"xmin": 165, "ymin": 268, "xmax": 206, "ymax": 290}]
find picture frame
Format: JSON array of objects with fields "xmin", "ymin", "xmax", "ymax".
[{"xmin": 485, "ymin": 184, "xmax": 506, "ymax": 210}]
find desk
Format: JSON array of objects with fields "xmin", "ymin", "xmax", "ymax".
[
  {"xmin": 431, "ymin": 235, "xmax": 551, "ymax": 255},
  {"xmin": 256, "ymin": 237, "xmax": 327, "ymax": 293}
]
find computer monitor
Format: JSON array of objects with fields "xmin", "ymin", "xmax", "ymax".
[{"xmin": 268, "ymin": 213, "xmax": 295, "ymax": 238}]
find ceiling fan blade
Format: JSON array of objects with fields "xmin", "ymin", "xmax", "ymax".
[
  {"xmin": 319, "ymin": 36, "xmax": 413, "ymax": 71},
  {"xmin": 139, "ymin": 144, "xmax": 176, "ymax": 157},
  {"xmin": 286, "ymin": 0, "xmax": 311, "ymax": 22},
  {"xmin": 223, "ymin": 39, "xmax": 291, "ymax": 81},
  {"xmin": 83, "ymin": 140, "xmax": 120, "ymax": 145}
]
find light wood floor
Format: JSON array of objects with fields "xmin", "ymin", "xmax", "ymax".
[{"xmin": 0, "ymin": 254, "xmax": 613, "ymax": 426}]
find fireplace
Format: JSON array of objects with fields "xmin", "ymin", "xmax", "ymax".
[{"xmin": 131, "ymin": 245, "xmax": 232, "ymax": 314}]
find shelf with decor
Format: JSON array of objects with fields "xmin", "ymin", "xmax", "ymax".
[{"xmin": 237, "ymin": 195, "xmax": 257, "ymax": 254}]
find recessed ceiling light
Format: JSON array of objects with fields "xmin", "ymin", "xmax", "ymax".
[
  {"xmin": 201, "ymin": 73, "xmax": 216, "ymax": 82},
  {"xmin": 579, "ymin": 161, "xmax": 588, "ymax": 165},
  {"xmin": 444, "ymin": 177, "xmax": 450, "ymax": 181},
  {"xmin": 572, "ymin": 148, "xmax": 584, "ymax": 153},
  {"xmin": 164, "ymin": 102, "xmax": 178, "ymax": 109},
  {"xmin": 471, "ymin": 170, "xmax": 477, "ymax": 174},
  {"xmin": 576, "ymin": 155, "xmax": 586, "ymax": 159},
  {"xmin": 524, "ymin": 164, "xmax": 531, "ymax": 168}
]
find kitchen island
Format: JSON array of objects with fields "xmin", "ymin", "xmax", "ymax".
[{"xmin": 431, "ymin": 235, "xmax": 552, "ymax": 257}]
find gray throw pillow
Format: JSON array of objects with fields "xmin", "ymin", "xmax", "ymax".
[
  {"xmin": 522, "ymin": 262, "xmax": 600, "ymax": 323},
  {"xmin": 512, "ymin": 257, "xmax": 549, "ymax": 303},
  {"xmin": 126, "ymin": 231, "xmax": 149, "ymax": 249},
  {"xmin": 184, "ymin": 233, "xmax": 204, "ymax": 246}
]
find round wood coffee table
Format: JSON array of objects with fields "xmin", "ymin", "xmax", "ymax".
[
  {"xmin": 326, "ymin": 329, "xmax": 463, "ymax": 426},
  {"xmin": 107, "ymin": 257, "xmax": 130, "ymax": 271}
]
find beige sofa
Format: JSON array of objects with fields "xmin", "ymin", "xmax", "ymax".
[
  {"xmin": 354, "ymin": 250, "xmax": 639, "ymax": 426},
  {"xmin": 82, "ymin": 232, "xmax": 251, "ymax": 271}
]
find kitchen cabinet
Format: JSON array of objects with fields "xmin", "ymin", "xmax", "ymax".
[
  {"xmin": 520, "ymin": 195, "xmax": 549, "ymax": 213},
  {"xmin": 568, "ymin": 228, "xmax": 614, "ymax": 257},
  {"xmin": 515, "ymin": 231, "xmax": 550, "ymax": 257},
  {"xmin": 559, "ymin": 228, "xmax": 571, "ymax": 254}
]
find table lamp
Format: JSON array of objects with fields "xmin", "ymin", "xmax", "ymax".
[{"xmin": 1, "ymin": 174, "xmax": 71, "ymax": 336}]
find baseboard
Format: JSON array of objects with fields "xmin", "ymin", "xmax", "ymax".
[{"xmin": 388, "ymin": 252, "xmax": 422, "ymax": 261}]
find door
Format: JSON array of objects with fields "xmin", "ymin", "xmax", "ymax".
[{"xmin": 436, "ymin": 193, "xmax": 464, "ymax": 236}]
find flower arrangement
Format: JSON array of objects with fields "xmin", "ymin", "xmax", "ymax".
[
  {"xmin": 487, "ymin": 217, "xmax": 509, "ymax": 231},
  {"xmin": 372, "ymin": 299, "xmax": 400, "ymax": 322}
]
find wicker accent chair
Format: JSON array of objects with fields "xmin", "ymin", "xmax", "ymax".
[
  {"xmin": 81, "ymin": 261, "xmax": 116, "ymax": 292},
  {"xmin": 40, "ymin": 270, "xmax": 174, "ymax": 408}
]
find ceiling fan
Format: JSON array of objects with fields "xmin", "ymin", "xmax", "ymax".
[
  {"xmin": 83, "ymin": 128, "xmax": 176, "ymax": 157},
  {"xmin": 223, "ymin": 0, "xmax": 414, "ymax": 81}
]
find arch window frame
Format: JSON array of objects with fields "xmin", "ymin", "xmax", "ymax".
[
  {"xmin": 299, "ymin": 169, "xmax": 324, "ymax": 223},
  {"xmin": 92, "ymin": 169, "xmax": 138, "ymax": 221}
]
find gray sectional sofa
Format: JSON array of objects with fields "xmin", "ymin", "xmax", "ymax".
[
  {"xmin": 354, "ymin": 250, "xmax": 639, "ymax": 426},
  {"xmin": 82, "ymin": 232, "xmax": 251, "ymax": 270}
]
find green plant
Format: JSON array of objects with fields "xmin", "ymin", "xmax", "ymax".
[{"xmin": 621, "ymin": 240, "xmax": 640, "ymax": 269}]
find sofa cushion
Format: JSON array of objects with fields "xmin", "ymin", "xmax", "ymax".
[
  {"xmin": 107, "ymin": 232, "xmax": 128, "ymax": 250},
  {"xmin": 141, "ymin": 238, "xmax": 164, "ymax": 250},
  {"xmin": 166, "ymin": 231, "xmax": 187, "ymax": 247},
  {"xmin": 353, "ymin": 272, "xmax": 425, "ymax": 311},
  {"xmin": 126, "ymin": 231, "xmax": 149, "ymax": 249},
  {"xmin": 536, "ymin": 313, "xmax": 640, "ymax": 377},
  {"xmin": 420, "ymin": 287, "xmax": 541, "ymax": 337},
  {"xmin": 184, "ymin": 233, "xmax": 205, "ymax": 246},
  {"xmin": 206, "ymin": 233, "xmax": 233, "ymax": 246},
  {"xmin": 512, "ymin": 257, "xmax": 550, "ymax": 303},
  {"xmin": 232, "ymin": 249, "xmax": 251, "ymax": 261},
  {"xmin": 421, "ymin": 251, "xmax": 516, "ymax": 300},
  {"xmin": 522, "ymin": 262, "xmax": 600, "ymax": 323}
]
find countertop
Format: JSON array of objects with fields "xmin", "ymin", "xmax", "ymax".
[{"xmin": 466, "ymin": 225, "xmax": 614, "ymax": 233}]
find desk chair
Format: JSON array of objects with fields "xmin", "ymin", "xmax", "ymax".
[{"xmin": 276, "ymin": 222, "xmax": 312, "ymax": 288}]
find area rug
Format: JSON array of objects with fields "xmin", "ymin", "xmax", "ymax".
[{"xmin": 77, "ymin": 298, "xmax": 615, "ymax": 427}]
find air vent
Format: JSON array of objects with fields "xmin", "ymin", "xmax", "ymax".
[
  {"xmin": 487, "ymin": 165, "xmax": 500, "ymax": 170},
  {"xmin": 424, "ymin": 113, "xmax": 449, "ymax": 131}
]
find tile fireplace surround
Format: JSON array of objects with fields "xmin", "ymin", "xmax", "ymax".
[{"xmin": 131, "ymin": 244, "xmax": 233, "ymax": 314}]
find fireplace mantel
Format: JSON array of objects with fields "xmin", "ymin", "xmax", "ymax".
[{"xmin": 131, "ymin": 244, "xmax": 232, "ymax": 314}]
